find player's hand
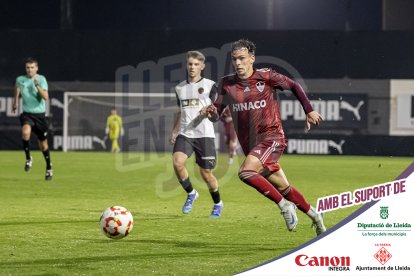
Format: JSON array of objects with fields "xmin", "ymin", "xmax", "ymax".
[
  {"xmin": 199, "ymin": 107, "xmax": 208, "ymax": 117},
  {"xmin": 305, "ymin": 111, "xmax": 323, "ymax": 131},
  {"xmin": 205, "ymin": 104, "xmax": 218, "ymax": 120},
  {"xmin": 33, "ymin": 76, "xmax": 39, "ymax": 86},
  {"xmin": 12, "ymin": 102, "xmax": 17, "ymax": 113},
  {"xmin": 170, "ymin": 131, "xmax": 178, "ymax": 145},
  {"xmin": 105, "ymin": 127, "xmax": 109, "ymax": 135}
]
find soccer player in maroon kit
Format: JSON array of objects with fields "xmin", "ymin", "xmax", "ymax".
[{"xmin": 206, "ymin": 39, "xmax": 326, "ymax": 235}]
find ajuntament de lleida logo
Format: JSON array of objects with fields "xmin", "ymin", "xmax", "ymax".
[{"xmin": 380, "ymin": 206, "xmax": 389, "ymax": 219}]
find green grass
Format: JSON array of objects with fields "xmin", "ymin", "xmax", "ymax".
[{"xmin": 0, "ymin": 151, "xmax": 412, "ymax": 275}]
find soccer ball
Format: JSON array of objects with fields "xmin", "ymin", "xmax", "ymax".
[{"xmin": 99, "ymin": 206, "xmax": 134, "ymax": 239}]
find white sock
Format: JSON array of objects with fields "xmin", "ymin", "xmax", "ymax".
[
  {"xmin": 277, "ymin": 198, "xmax": 287, "ymax": 209},
  {"xmin": 307, "ymin": 206, "xmax": 319, "ymax": 220},
  {"xmin": 189, "ymin": 189, "xmax": 196, "ymax": 195}
]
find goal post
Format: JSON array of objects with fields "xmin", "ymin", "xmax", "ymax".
[{"xmin": 62, "ymin": 92, "xmax": 178, "ymax": 152}]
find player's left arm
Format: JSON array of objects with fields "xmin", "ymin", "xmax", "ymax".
[
  {"xmin": 271, "ymin": 70, "xmax": 322, "ymax": 130},
  {"xmin": 105, "ymin": 117, "xmax": 110, "ymax": 134},
  {"xmin": 34, "ymin": 75, "xmax": 49, "ymax": 101}
]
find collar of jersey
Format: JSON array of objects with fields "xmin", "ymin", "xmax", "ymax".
[{"xmin": 186, "ymin": 77, "xmax": 204, "ymax": 84}]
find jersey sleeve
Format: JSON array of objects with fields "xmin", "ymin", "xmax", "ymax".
[
  {"xmin": 39, "ymin": 76, "xmax": 48, "ymax": 90},
  {"xmin": 175, "ymin": 87, "xmax": 180, "ymax": 107},
  {"xmin": 209, "ymin": 82, "xmax": 217, "ymax": 102},
  {"xmin": 212, "ymin": 80, "xmax": 229, "ymax": 118},
  {"xmin": 269, "ymin": 70, "xmax": 313, "ymax": 114}
]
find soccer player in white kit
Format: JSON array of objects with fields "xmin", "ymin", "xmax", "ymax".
[{"xmin": 170, "ymin": 51, "xmax": 223, "ymax": 218}]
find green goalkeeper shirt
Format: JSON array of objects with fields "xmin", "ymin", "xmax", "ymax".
[{"xmin": 15, "ymin": 74, "xmax": 48, "ymax": 113}]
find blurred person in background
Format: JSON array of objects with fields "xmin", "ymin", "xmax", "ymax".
[
  {"xmin": 220, "ymin": 107, "xmax": 238, "ymax": 165},
  {"xmin": 13, "ymin": 58, "xmax": 53, "ymax": 181},
  {"xmin": 105, "ymin": 108, "xmax": 124, "ymax": 153}
]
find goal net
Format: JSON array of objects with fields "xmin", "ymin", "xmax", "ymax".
[{"xmin": 62, "ymin": 92, "xmax": 178, "ymax": 152}]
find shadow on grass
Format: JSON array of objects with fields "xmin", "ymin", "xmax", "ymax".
[
  {"xmin": 0, "ymin": 245, "xmax": 288, "ymax": 268},
  {"xmin": 86, "ymin": 237, "xmax": 282, "ymax": 252},
  {"xmin": 0, "ymin": 219, "xmax": 97, "ymax": 226},
  {"xmin": 135, "ymin": 238, "xmax": 281, "ymax": 251}
]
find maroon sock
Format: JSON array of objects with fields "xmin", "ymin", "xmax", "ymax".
[
  {"xmin": 281, "ymin": 186, "xmax": 311, "ymax": 213},
  {"xmin": 239, "ymin": 170, "xmax": 283, "ymax": 204}
]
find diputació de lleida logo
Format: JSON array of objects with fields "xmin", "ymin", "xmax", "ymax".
[{"xmin": 380, "ymin": 206, "xmax": 389, "ymax": 219}]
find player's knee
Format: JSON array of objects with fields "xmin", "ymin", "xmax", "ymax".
[
  {"xmin": 200, "ymin": 168, "xmax": 212, "ymax": 180},
  {"xmin": 22, "ymin": 126, "xmax": 31, "ymax": 137},
  {"xmin": 38, "ymin": 140, "xmax": 48, "ymax": 151},
  {"xmin": 172, "ymin": 157, "xmax": 185, "ymax": 170}
]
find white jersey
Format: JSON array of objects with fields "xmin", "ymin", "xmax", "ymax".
[{"xmin": 175, "ymin": 78, "xmax": 216, "ymax": 138}]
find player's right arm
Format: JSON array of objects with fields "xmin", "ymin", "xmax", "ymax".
[
  {"xmin": 12, "ymin": 79, "xmax": 20, "ymax": 114},
  {"xmin": 105, "ymin": 116, "xmax": 110, "ymax": 134},
  {"xmin": 170, "ymin": 109, "xmax": 181, "ymax": 144},
  {"xmin": 170, "ymin": 92, "xmax": 182, "ymax": 144},
  {"xmin": 207, "ymin": 82, "xmax": 228, "ymax": 122}
]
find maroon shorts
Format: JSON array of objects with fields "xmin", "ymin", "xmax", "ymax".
[{"xmin": 248, "ymin": 138, "xmax": 287, "ymax": 173}]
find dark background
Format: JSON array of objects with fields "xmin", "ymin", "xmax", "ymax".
[
  {"xmin": 1, "ymin": 0, "xmax": 414, "ymax": 155},
  {"xmin": 1, "ymin": 0, "xmax": 414, "ymax": 82}
]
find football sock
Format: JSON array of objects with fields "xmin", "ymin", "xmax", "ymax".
[
  {"xmin": 22, "ymin": 139, "xmax": 30, "ymax": 160},
  {"xmin": 210, "ymin": 189, "xmax": 221, "ymax": 204},
  {"xmin": 42, "ymin": 149, "xmax": 52, "ymax": 170},
  {"xmin": 238, "ymin": 170, "xmax": 283, "ymax": 204},
  {"xmin": 306, "ymin": 206, "xmax": 319, "ymax": 221},
  {"xmin": 179, "ymin": 178, "xmax": 194, "ymax": 194},
  {"xmin": 281, "ymin": 185, "xmax": 311, "ymax": 213}
]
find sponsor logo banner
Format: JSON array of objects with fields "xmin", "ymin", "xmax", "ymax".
[
  {"xmin": 390, "ymin": 80, "xmax": 414, "ymax": 135},
  {"xmin": 236, "ymin": 165, "xmax": 414, "ymax": 275},
  {"xmin": 279, "ymin": 93, "xmax": 368, "ymax": 130}
]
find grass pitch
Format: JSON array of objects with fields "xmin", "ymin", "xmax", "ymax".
[{"xmin": 0, "ymin": 151, "xmax": 412, "ymax": 275}]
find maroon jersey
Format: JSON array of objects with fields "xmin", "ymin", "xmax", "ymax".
[{"xmin": 213, "ymin": 68, "xmax": 313, "ymax": 155}]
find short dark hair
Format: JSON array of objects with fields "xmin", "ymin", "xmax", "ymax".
[
  {"xmin": 25, "ymin": 57, "xmax": 38, "ymax": 65},
  {"xmin": 231, "ymin": 39, "xmax": 256, "ymax": 55}
]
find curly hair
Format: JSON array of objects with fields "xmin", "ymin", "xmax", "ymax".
[{"xmin": 231, "ymin": 39, "xmax": 256, "ymax": 55}]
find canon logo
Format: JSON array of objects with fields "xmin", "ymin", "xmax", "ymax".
[{"xmin": 295, "ymin": 254, "xmax": 351, "ymax": 267}]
